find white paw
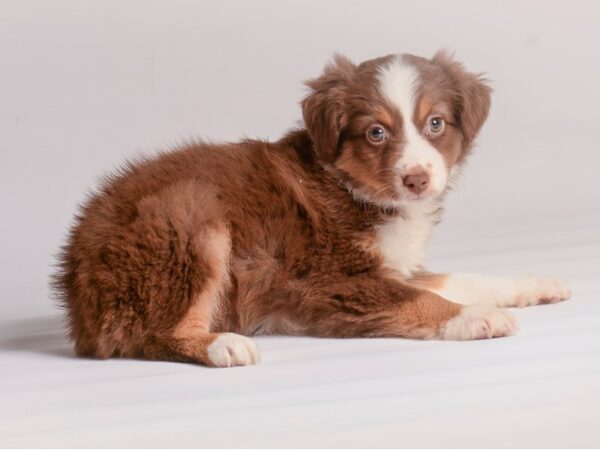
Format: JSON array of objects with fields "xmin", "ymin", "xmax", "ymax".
[
  {"xmin": 441, "ymin": 305, "xmax": 518, "ymax": 340},
  {"xmin": 514, "ymin": 275, "xmax": 572, "ymax": 307},
  {"xmin": 206, "ymin": 333, "xmax": 260, "ymax": 368}
]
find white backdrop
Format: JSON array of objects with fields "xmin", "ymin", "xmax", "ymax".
[{"xmin": 1, "ymin": 0, "xmax": 599, "ymax": 318}]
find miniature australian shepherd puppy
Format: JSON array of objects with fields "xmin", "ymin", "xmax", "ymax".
[{"xmin": 54, "ymin": 51, "xmax": 571, "ymax": 367}]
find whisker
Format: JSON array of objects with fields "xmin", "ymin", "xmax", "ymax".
[
  {"xmin": 373, "ymin": 185, "xmax": 393, "ymax": 197},
  {"xmin": 375, "ymin": 168, "xmax": 397, "ymax": 176}
]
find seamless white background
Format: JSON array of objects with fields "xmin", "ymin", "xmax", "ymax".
[
  {"xmin": 1, "ymin": 0, "xmax": 599, "ymax": 318},
  {"xmin": 0, "ymin": 1, "xmax": 599, "ymax": 447}
]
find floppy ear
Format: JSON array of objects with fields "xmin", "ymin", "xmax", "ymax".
[
  {"xmin": 432, "ymin": 50, "xmax": 492, "ymax": 148},
  {"xmin": 301, "ymin": 54, "xmax": 356, "ymax": 162}
]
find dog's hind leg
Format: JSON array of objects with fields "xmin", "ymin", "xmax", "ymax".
[
  {"xmin": 136, "ymin": 182, "xmax": 261, "ymax": 367},
  {"xmin": 79, "ymin": 180, "xmax": 260, "ymax": 367}
]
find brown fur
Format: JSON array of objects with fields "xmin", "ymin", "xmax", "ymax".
[
  {"xmin": 53, "ymin": 51, "xmax": 492, "ymax": 365},
  {"xmin": 408, "ymin": 273, "xmax": 449, "ymax": 291}
]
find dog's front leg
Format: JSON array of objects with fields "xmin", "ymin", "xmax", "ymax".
[
  {"xmin": 294, "ymin": 274, "xmax": 518, "ymax": 340},
  {"xmin": 408, "ymin": 273, "xmax": 571, "ymax": 308}
]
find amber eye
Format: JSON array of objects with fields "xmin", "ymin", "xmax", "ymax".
[
  {"xmin": 367, "ymin": 125, "xmax": 386, "ymax": 144},
  {"xmin": 429, "ymin": 117, "xmax": 445, "ymax": 134}
]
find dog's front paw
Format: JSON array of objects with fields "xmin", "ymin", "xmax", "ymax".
[
  {"xmin": 514, "ymin": 276, "xmax": 572, "ymax": 307},
  {"xmin": 441, "ymin": 305, "xmax": 518, "ymax": 340}
]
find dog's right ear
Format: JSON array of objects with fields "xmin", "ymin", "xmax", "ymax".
[{"xmin": 301, "ymin": 54, "xmax": 356, "ymax": 163}]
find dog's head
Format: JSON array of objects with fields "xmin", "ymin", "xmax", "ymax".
[{"xmin": 302, "ymin": 51, "xmax": 491, "ymax": 208}]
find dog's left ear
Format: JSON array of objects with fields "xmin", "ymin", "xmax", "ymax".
[
  {"xmin": 432, "ymin": 51, "xmax": 492, "ymax": 148},
  {"xmin": 301, "ymin": 54, "xmax": 356, "ymax": 162}
]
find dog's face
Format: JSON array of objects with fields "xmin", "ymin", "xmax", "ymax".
[{"xmin": 302, "ymin": 52, "xmax": 491, "ymax": 208}]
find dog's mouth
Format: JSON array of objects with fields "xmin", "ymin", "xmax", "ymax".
[{"xmin": 402, "ymin": 188, "xmax": 439, "ymax": 202}]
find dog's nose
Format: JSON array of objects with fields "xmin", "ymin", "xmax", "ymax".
[{"xmin": 402, "ymin": 172, "xmax": 430, "ymax": 195}]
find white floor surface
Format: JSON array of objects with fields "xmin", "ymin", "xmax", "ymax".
[{"xmin": 1, "ymin": 219, "xmax": 599, "ymax": 448}]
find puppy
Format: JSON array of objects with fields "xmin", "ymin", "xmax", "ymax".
[{"xmin": 53, "ymin": 51, "xmax": 571, "ymax": 367}]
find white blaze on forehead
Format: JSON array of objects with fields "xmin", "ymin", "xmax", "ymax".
[
  {"xmin": 377, "ymin": 56, "xmax": 448, "ymax": 195},
  {"xmin": 377, "ymin": 56, "xmax": 420, "ymax": 122}
]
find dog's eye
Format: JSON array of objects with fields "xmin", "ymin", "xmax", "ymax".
[
  {"xmin": 367, "ymin": 126, "xmax": 386, "ymax": 144},
  {"xmin": 429, "ymin": 117, "xmax": 445, "ymax": 134}
]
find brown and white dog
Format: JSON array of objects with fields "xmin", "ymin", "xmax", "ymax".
[{"xmin": 54, "ymin": 51, "xmax": 571, "ymax": 367}]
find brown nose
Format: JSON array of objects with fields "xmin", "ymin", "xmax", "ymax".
[{"xmin": 402, "ymin": 172, "xmax": 430, "ymax": 195}]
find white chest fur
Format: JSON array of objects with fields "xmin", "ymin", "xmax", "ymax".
[{"xmin": 376, "ymin": 201, "xmax": 440, "ymax": 278}]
